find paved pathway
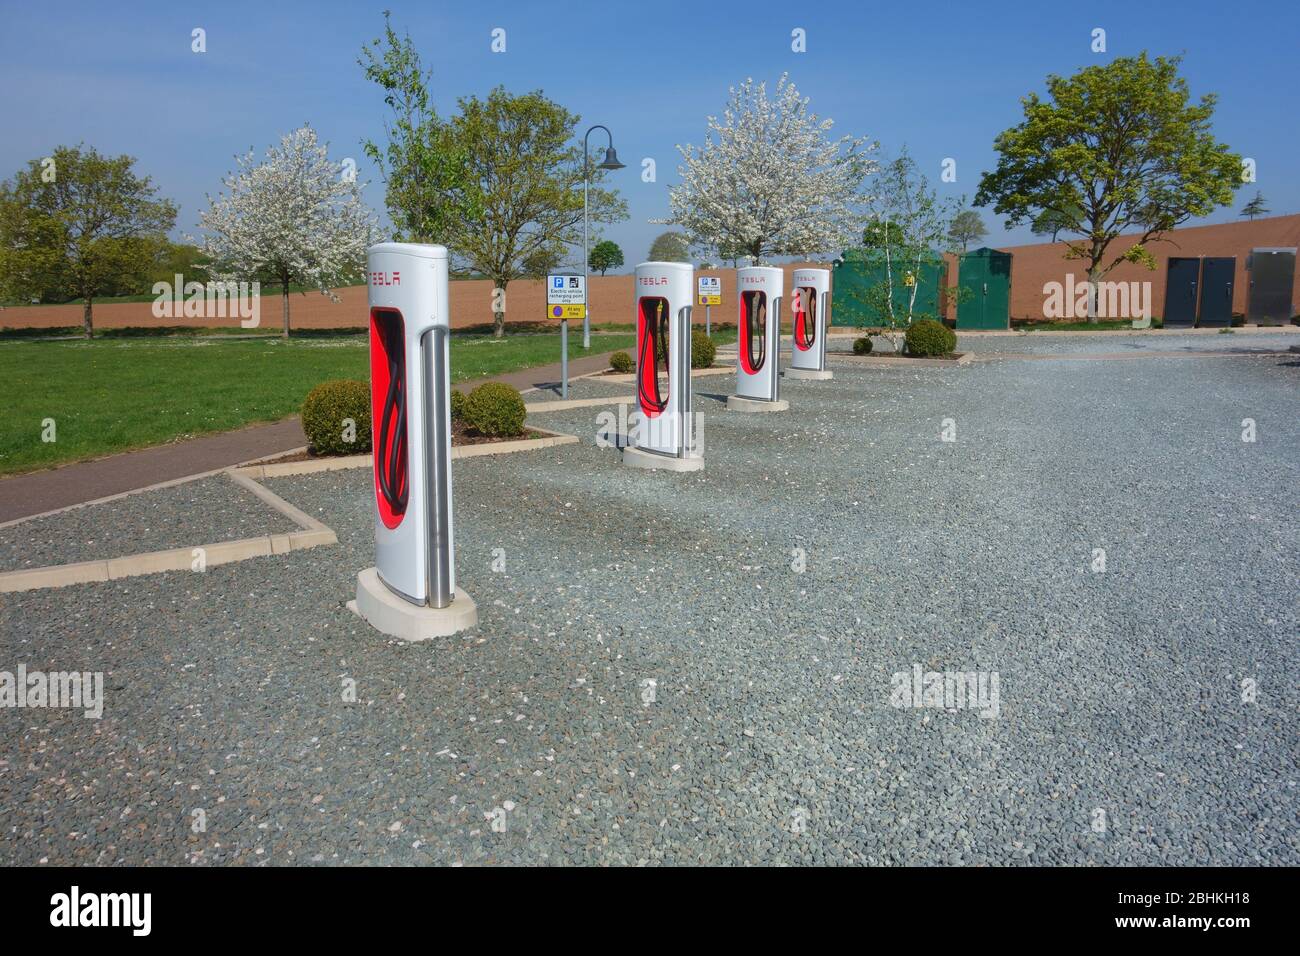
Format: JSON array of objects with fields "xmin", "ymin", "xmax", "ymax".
[{"xmin": 0, "ymin": 350, "xmax": 622, "ymax": 524}]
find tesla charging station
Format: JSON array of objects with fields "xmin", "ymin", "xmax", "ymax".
[
  {"xmin": 349, "ymin": 242, "xmax": 478, "ymax": 640},
  {"xmin": 622, "ymin": 261, "xmax": 703, "ymax": 472},
  {"xmin": 728, "ymin": 265, "xmax": 789, "ymax": 412},
  {"xmin": 785, "ymin": 267, "xmax": 832, "ymax": 380}
]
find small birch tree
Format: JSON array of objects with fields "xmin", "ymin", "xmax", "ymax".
[
  {"xmin": 853, "ymin": 148, "xmax": 963, "ymax": 350},
  {"xmin": 197, "ymin": 126, "xmax": 376, "ymax": 337},
  {"xmin": 665, "ymin": 74, "xmax": 876, "ymax": 263}
]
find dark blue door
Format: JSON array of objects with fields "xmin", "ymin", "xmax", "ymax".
[
  {"xmin": 1164, "ymin": 258, "xmax": 1200, "ymax": 326},
  {"xmin": 1197, "ymin": 258, "xmax": 1235, "ymax": 326}
]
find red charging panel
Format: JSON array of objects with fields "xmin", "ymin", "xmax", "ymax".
[
  {"xmin": 739, "ymin": 291, "xmax": 766, "ymax": 374},
  {"xmin": 637, "ymin": 297, "xmax": 668, "ymax": 418},
  {"xmin": 369, "ymin": 307, "xmax": 407, "ymax": 529}
]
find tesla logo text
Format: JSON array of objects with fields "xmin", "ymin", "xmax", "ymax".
[
  {"xmin": 369, "ymin": 271, "xmax": 401, "ymax": 286},
  {"xmin": 638, "ymin": 276, "xmax": 667, "ymax": 286}
]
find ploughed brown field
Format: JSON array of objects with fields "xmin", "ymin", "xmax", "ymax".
[{"xmin": 0, "ymin": 263, "xmax": 828, "ymax": 332}]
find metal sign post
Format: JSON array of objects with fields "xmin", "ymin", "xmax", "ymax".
[
  {"xmin": 560, "ymin": 319, "xmax": 569, "ymax": 399},
  {"xmin": 548, "ymin": 273, "xmax": 587, "ymax": 399}
]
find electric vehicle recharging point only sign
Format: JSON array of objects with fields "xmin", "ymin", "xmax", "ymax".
[
  {"xmin": 547, "ymin": 273, "xmax": 586, "ymax": 320},
  {"xmin": 697, "ymin": 276, "xmax": 721, "ymax": 306}
]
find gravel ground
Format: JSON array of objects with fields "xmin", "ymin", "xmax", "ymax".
[
  {"xmin": 0, "ymin": 474, "xmax": 301, "ymax": 571},
  {"xmin": 521, "ymin": 374, "xmax": 638, "ymax": 404},
  {"xmin": 1, "ymin": 337, "xmax": 1296, "ymax": 866}
]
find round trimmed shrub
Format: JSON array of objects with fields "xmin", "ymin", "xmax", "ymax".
[
  {"xmin": 463, "ymin": 381, "xmax": 527, "ymax": 437},
  {"xmin": 905, "ymin": 318, "xmax": 956, "ymax": 357},
  {"xmin": 449, "ymin": 388, "xmax": 467, "ymax": 421},
  {"xmin": 691, "ymin": 331, "xmax": 716, "ymax": 369},
  {"xmin": 852, "ymin": 336, "xmax": 873, "ymax": 355},
  {"xmin": 301, "ymin": 379, "xmax": 371, "ymax": 456},
  {"xmin": 609, "ymin": 350, "xmax": 634, "ymax": 374}
]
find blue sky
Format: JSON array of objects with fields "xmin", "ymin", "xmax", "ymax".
[{"xmin": 2, "ymin": 0, "xmax": 1296, "ymax": 270}]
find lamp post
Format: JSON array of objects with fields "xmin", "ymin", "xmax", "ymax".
[{"xmin": 582, "ymin": 124, "xmax": 625, "ymax": 350}]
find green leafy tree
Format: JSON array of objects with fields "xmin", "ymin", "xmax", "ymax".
[
  {"xmin": 521, "ymin": 245, "xmax": 564, "ymax": 280},
  {"xmin": 648, "ymin": 231, "xmax": 690, "ymax": 262},
  {"xmin": 1030, "ymin": 201, "xmax": 1084, "ymax": 243},
  {"xmin": 441, "ymin": 88, "xmax": 626, "ymax": 338},
  {"xmin": 861, "ymin": 220, "xmax": 904, "ymax": 250},
  {"xmin": 0, "ymin": 145, "xmax": 175, "ymax": 335},
  {"xmin": 1240, "ymin": 190, "xmax": 1270, "ymax": 221},
  {"xmin": 148, "ymin": 241, "xmax": 209, "ymax": 289},
  {"xmin": 948, "ymin": 209, "xmax": 986, "ymax": 251},
  {"xmin": 359, "ymin": 12, "xmax": 476, "ymax": 243},
  {"xmin": 588, "ymin": 239, "xmax": 623, "ymax": 275},
  {"xmin": 975, "ymin": 53, "xmax": 1241, "ymax": 322}
]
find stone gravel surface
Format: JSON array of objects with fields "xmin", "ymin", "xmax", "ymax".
[
  {"xmin": 0, "ymin": 474, "xmax": 301, "ymax": 572},
  {"xmin": 1, "ymin": 336, "xmax": 1296, "ymax": 865}
]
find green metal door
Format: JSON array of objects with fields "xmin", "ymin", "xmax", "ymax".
[
  {"xmin": 957, "ymin": 248, "xmax": 1011, "ymax": 329},
  {"xmin": 832, "ymin": 253, "xmax": 946, "ymax": 327}
]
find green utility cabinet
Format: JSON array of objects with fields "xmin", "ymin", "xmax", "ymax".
[
  {"xmin": 956, "ymin": 247, "xmax": 1012, "ymax": 329},
  {"xmin": 831, "ymin": 251, "xmax": 947, "ymax": 327}
]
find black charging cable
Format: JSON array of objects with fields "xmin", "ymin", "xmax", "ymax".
[
  {"xmin": 376, "ymin": 322, "xmax": 408, "ymax": 514},
  {"xmin": 745, "ymin": 291, "xmax": 766, "ymax": 371},
  {"xmin": 798, "ymin": 290, "xmax": 817, "ymax": 349},
  {"xmin": 638, "ymin": 299, "xmax": 669, "ymax": 414}
]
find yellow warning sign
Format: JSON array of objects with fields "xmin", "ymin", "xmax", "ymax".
[{"xmin": 549, "ymin": 303, "xmax": 586, "ymax": 319}]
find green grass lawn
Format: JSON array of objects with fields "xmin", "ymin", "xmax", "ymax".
[{"xmin": 0, "ymin": 327, "xmax": 736, "ymax": 475}]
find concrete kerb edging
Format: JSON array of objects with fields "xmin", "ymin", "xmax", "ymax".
[
  {"xmin": 0, "ymin": 470, "xmax": 337, "ymax": 594},
  {"xmin": 0, "ymin": 425, "xmax": 584, "ymax": 593},
  {"xmin": 233, "ymin": 426, "xmax": 580, "ymax": 479},
  {"xmin": 714, "ymin": 348, "xmax": 971, "ymax": 369},
  {"xmin": 831, "ymin": 352, "xmax": 974, "ymax": 367},
  {"xmin": 596, "ymin": 365, "xmax": 735, "ymax": 386}
]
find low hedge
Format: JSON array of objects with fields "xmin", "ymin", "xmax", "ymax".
[
  {"xmin": 853, "ymin": 336, "xmax": 873, "ymax": 355},
  {"xmin": 463, "ymin": 381, "xmax": 526, "ymax": 437},
  {"xmin": 301, "ymin": 380, "xmax": 371, "ymax": 455},
  {"xmin": 691, "ymin": 331, "xmax": 716, "ymax": 369},
  {"xmin": 609, "ymin": 350, "xmax": 634, "ymax": 373},
  {"xmin": 905, "ymin": 319, "xmax": 956, "ymax": 357}
]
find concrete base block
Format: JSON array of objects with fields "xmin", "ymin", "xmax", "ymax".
[
  {"xmin": 622, "ymin": 446, "xmax": 704, "ymax": 472},
  {"xmin": 350, "ymin": 566, "xmax": 477, "ymax": 641},
  {"xmin": 783, "ymin": 368, "xmax": 833, "ymax": 381},
  {"xmin": 727, "ymin": 396, "xmax": 790, "ymax": 413}
]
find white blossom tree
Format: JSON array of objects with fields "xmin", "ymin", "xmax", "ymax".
[
  {"xmin": 665, "ymin": 74, "xmax": 876, "ymax": 264},
  {"xmin": 198, "ymin": 125, "xmax": 376, "ymax": 336}
]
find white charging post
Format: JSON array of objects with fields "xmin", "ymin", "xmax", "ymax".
[
  {"xmin": 785, "ymin": 267, "xmax": 833, "ymax": 380},
  {"xmin": 622, "ymin": 261, "xmax": 703, "ymax": 472},
  {"xmin": 350, "ymin": 242, "xmax": 477, "ymax": 641},
  {"xmin": 728, "ymin": 265, "xmax": 789, "ymax": 412}
]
